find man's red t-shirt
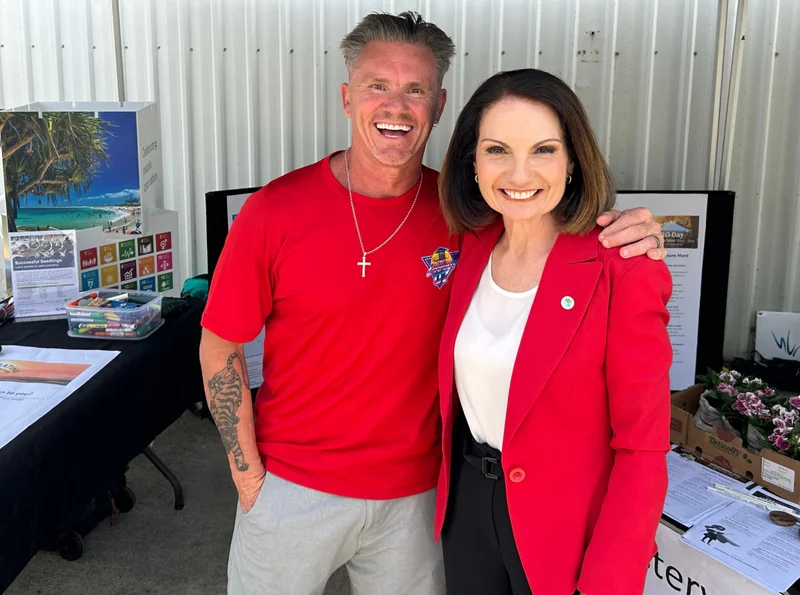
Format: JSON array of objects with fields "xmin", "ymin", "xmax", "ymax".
[{"xmin": 201, "ymin": 153, "xmax": 460, "ymax": 499}]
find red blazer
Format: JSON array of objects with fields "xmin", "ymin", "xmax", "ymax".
[{"xmin": 434, "ymin": 222, "xmax": 673, "ymax": 595}]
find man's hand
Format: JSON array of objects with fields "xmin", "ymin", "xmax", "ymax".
[
  {"xmin": 237, "ymin": 466, "xmax": 266, "ymax": 514},
  {"xmin": 597, "ymin": 207, "xmax": 666, "ymax": 260}
]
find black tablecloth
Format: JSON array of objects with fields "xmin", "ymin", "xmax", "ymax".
[{"xmin": 0, "ymin": 299, "xmax": 204, "ymax": 592}]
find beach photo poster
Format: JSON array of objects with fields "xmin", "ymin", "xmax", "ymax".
[
  {"xmin": 9, "ymin": 230, "xmax": 79, "ymax": 319},
  {"xmin": 1, "ymin": 111, "xmax": 144, "ymax": 234}
]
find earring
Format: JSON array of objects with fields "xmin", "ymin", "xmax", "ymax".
[
  {"xmin": 433, "ymin": 122, "xmax": 438, "ymax": 128},
  {"xmin": 474, "ymin": 174, "xmax": 479, "ymax": 183},
  {"xmin": 566, "ymin": 174, "xmax": 573, "ymax": 184}
]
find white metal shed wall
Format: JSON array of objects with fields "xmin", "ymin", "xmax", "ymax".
[
  {"xmin": 0, "ymin": 0, "xmax": 798, "ymax": 359},
  {"xmin": 720, "ymin": 0, "xmax": 800, "ymax": 358}
]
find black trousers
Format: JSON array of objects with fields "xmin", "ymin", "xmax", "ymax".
[{"xmin": 441, "ymin": 416, "xmax": 533, "ymax": 595}]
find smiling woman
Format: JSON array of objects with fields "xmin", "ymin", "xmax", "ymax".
[
  {"xmin": 439, "ymin": 69, "xmax": 615, "ymax": 236},
  {"xmin": 434, "ymin": 68, "xmax": 672, "ymax": 595}
]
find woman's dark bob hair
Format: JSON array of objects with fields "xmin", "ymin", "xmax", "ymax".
[{"xmin": 438, "ymin": 68, "xmax": 615, "ymax": 235}]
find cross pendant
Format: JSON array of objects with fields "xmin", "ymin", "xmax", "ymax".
[{"xmin": 357, "ymin": 253, "xmax": 371, "ymax": 277}]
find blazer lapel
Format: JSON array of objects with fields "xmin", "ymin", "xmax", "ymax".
[
  {"xmin": 503, "ymin": 232, "xmax": 603, "ymax": 448},
  {"xmin": 439, "ymin": 222, "xmax": 504, "ymax": 423}
]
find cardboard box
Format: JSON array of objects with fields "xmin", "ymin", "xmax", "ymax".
[
  {"xmin": 670, "ymin": 384, "xmax": 800, "ymax": 502},
  {"xmin": 760, "ymin": 449, "xmax": 800, "ymax": 502}
]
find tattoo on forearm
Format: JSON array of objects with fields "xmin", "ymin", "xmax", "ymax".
[{"xmin": 208, "ymin": 353, "xmax": 249, "ymax": 472}]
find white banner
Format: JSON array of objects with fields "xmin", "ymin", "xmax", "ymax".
[{"xmin": 645, "ymin": 523, "xmax": 779, "ymax": 595}]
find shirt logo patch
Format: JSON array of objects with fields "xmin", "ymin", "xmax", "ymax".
[{"xmin": 421, "ymin": 247, "xmax": 460, "ymax": 289}]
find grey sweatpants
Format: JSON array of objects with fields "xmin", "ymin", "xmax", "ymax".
[{"xmin": 227, "ymin": 472, "xmax": 445, "ymax": 595}]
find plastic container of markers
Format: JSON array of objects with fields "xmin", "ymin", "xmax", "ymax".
[{"xmin": 65, "ymin": 290, "xmax": 164, "ymax": 340}]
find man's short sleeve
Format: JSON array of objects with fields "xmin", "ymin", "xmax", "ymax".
[{"xmin": 201, "ymin": 190, "xmax": 273, "ymax": 343}]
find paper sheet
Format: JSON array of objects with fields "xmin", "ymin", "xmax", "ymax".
[
  {"xmin": 682, "ymin": 489, "xmax": 800, "ymax": 593},
  {"xmin": 614, "ymin": 194, "xmax": 707, "ymax": 390},
  {"xmin": 0, "ymin": 345, "xmax": 119, "ymax": 450},
  {"xmin": 9, "ymin": 231, "xmax": 80, "ymax": 320},
  {"xmin": 663, "ymin": 448, "xmax": 751, "ymax": 527}
]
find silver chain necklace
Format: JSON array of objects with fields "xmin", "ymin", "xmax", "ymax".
[{"xmin": 344, "ymin": 148, "xmax": 423, "ymax": 277}]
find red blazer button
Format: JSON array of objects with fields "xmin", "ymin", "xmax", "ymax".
[{"xmin": 509, "ymin": 468, "xmax": 526, "ymax": 483}]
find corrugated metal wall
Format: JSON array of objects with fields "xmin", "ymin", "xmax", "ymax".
[
  {"xmin": 0, "ymin": 0, "xmax": 798, "ymax": 358},
  {"xmin": 720, "ymin": 0, "xmax": 800, "ymax": 358}
]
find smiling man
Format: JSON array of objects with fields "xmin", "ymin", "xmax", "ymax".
[{"xmin": 199, "ymin": 11, "xmax": 665, "ymax": 595}]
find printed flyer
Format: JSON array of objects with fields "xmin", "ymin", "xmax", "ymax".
[
  {"xmin": 0, "ymin": 345, "xmax": 119, "ymax": 450},
  {"xmin": 8, "ymin": 230, "xmax": 79, "ymax": 320},
  {"xmin": 615, "ymin": 194, "xmax": 708, "ymax": 390}
]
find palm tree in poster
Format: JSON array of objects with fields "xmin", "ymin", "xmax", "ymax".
[{"xmin": 0, "ymin": 112, "xmax": 110, "ymax": 232}]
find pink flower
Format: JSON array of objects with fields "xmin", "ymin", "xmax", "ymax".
[
  {"xmin": 717, "ymin": 383, "xmax": 737, "ymax": 396},
  {"xmin": 768, "ymin": 430, "xmax": 790, "ymax": 450},
  {"xmin": 760, "ymin": 410, "xmax": 774, "ymax": 420},
  {"xmin": 764, "ymin": 388, "xmax": 775, "ymax": 397},
  {"xmin": 790, "ymin": 396, "xmax": 800, "ymax": 410}
]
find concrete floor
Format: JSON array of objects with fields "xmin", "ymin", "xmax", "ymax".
[{"xmin": 6, "ymin": 411, "xmax": 349, "ymax": 595}]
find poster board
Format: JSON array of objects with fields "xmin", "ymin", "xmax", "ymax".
[
  {"xmin": 1, "ymin": 101, "xmax": 164, "ymax": 300},
  {"xmin": 205, "ymin": 187, "xmax": 264, "ymax": 389},
  {"xmin": 616, "ymin": 192, "xmax": 734, "ymax": 390},
  {"xmin": 75, "ymin": 208, "xmax": 181, "ymax": 297}
]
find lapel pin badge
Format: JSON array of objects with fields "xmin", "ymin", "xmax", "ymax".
[{"xmin": 561, "ymin": 296, "xmax": 575, "ymax": 310}]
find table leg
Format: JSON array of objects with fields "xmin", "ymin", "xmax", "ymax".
[{"xmin": 143, "ymin": 446, "xmax": 185, "ymax": 510}]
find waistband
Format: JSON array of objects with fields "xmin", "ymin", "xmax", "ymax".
[{"xmin": 461, "ymin": 428, "xmax": 503, "ymax": 480}]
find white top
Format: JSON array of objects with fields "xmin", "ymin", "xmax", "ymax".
[{"xmin": 454, "ymin": 255, "xmax": 537, "ymax": 450}]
